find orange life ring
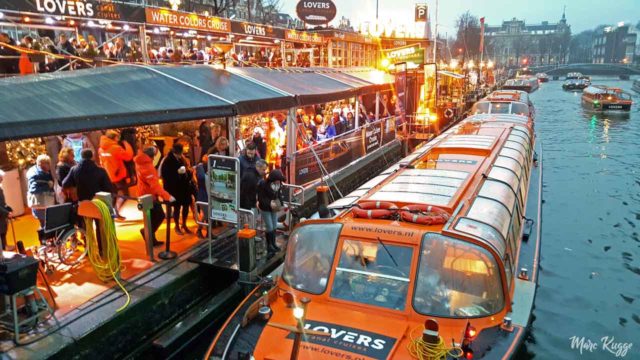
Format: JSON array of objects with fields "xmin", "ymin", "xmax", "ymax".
[
  {"xmin": 444, "ymin": 108, "xmax": 454, "ymax": 119},
  {"xmin": 352, "ymin": 201, "xmax": 398, "ymax": 219},
  {"xmin": 400, "ymin": 204, "xmax": 450, "ymax": 225}
]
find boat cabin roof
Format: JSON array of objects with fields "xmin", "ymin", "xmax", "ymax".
[{"xmin": 485, "ymin": 90, "xmax": 529, "ymax": 103}]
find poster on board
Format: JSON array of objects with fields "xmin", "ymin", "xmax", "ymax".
[{"xmin": 208, "ymin": 155, "xmax": 240, "ymax": 224}]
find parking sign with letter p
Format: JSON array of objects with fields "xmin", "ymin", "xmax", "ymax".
[{"xmin": 415, "ymin": 3, "xmax": 428, "ymax": 22}]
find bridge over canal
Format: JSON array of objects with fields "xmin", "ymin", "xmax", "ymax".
[{"xmin": 528, "ymin": 63, "xmax": 640, "ymax": 77}]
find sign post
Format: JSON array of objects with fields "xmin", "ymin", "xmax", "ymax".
[{"xmin": 206, "ymin": 155, "xmax": 240, "ymax": 263}]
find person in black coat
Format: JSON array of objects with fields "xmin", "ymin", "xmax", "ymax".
[
  {"xmin": 0, "ymin": 32, "xmax": 19, "ymax": 75},
  {"xmin": 0, "ymin": 170, "xmax": 13, "ymax": 250},
  {"xmin": 240, "ymin": 159, "xmax": 267, "ymax": 210},
  {"xmin": 160, "ymin": 143, "xmax": 193, "ymax": 235},
  {"xmin": 238, "ymin": 142, "xmax": 261, "ymax": 179},
  {"xmin": 257, "ymin": 169, "xmax": 285, "ymax": 253},
  {"xmin": 62, "ymin": 149, "xmax": 114, "ymax": 201}
]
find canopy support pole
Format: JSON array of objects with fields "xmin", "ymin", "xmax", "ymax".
[
  {"xmin": 375, "ymin": 91, "xmax": 380, "ymax": 121},
  {"xmin": 354, "ymin": 97, "xmax": 360, "ymax": 128},
  {"xmin": 140, "ymin": 25, "xmax": 149, "ymax": 63},
  {"xmin": 286, "ymin": 108, "xmax": 297, "ymax": 185},
  {"xmin": 228, "ymin": 117, "xmax": 237, "ymax": 157}
]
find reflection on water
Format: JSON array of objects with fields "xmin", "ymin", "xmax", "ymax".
[{"xmin": 517, "ymin": 77, "xmax": 640, "ymax": 360}]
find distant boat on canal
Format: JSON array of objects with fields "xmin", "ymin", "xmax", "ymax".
[
  {"xmin": 536, "ymin": 73, "xmax": 549, "ymax": 82},
  {"xmin": 582, "ymin": 85, "xmax": 633, "ymax": 113},
  {"xmin": 565, "ymin": 72, "xmax": 583, "ymax": 80},
  {"xmin": 562, "ymin": 79, "xmax": 589, "ymax": 91}
]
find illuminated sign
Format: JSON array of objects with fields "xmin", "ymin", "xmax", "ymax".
[
  {"xmin": 230, "ymin": 20, "xmax": 284, "ymax": 39},
  {"xmin": 359, "ymin": 20, "xmax": 426, "ymax": 39},
  {"xmin": 145, "ymin": 8, "xmax": 230, "ymax": 32},
  {"xmin": 415, "ymin": 4, "xmax": 428, "ymax": 22},
  {"xmin": 383, "ymin": 44, "xmax": 424, "ymax": 65},
  {"xmin": 296, "ymin": 0, "xmax": 337, "ymax": 25},
  {"xmin": 0, "ymin": 0, "xmax": 145, "ymax": 22},
  {"xmin": 285, "ymin": 30, "xmax": 323, "ymax": 44}
]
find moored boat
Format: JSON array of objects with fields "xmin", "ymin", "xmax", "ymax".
[
  {"xmin": 472, "ymin": 89, "xmax": 535, "ymax": 120},
  {"xmin": 206, "ymin": 92, "xmax": 543, "ymax": 360},
  {"xmin": 581, "ymin": 85, "xmax": 633, "ymax": 113},
  {"xmin": 502, "ymin": 76, "xmax": 539, "ymax": 93}
]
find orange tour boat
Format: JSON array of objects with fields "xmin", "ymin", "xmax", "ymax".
[
  {"xmin": 581, "ymin": 85, "xmax": 633, "ymax": 113},
  {"xmin": 205, "ymin": 93, "xmax": 542, "ymax": 360}
]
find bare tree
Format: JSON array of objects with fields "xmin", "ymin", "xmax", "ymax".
[
  {"xmin": 453, "ymin": 11, "xmax": 481, "ymax": 60},
  {"xmin": 209, "ymin": 0, "xmax": 231, "ymax": 17},
  {"xmin": 256, "ymin": 0, "xmax": 282, "ymax": 25}
]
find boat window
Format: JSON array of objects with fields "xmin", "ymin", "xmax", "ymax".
[
  {"xmin": 504, "ymin": 140, "xmax": 527, "ymax": 158},
  {"xmin": 508, "ymin": 134, "xmax": 530, "ymax": 155},
  {"xmin": 488, "ymin": 166, "xmax": 520, "ymax": 193},
  {"xmin": 414, "ymin": 233, "xmax": 504, "ymax": 317},
  {"xmin": 478, "ymin": 180, "xmax": 516, "ymax": 212},
  {"xmin": 619, "ymin": 92, "xmax": 631, "ymax": 101},
  {"xmin": 491, "ymin": 103, "xmax": 511, "ymax": 114},
  {"xmin": 455, "ymin": 218, "xmax": 506, "ymax": 255},
  {"xmin": 500, "ymin": 148, "xmax": 525, "ymax": 167},
  {"xmin": 494, "ymin": 156, "xmax": 522, "ymax": 179},
  {"xmin": 330, "ymin": 239, "xmax": 413, "ymax": 311},
  {"xmin": 282, "ymin": 224, "xmax": 342, "ymax": 295},
  {"xmin": 472, "ymin": 102, "xmax": 490, "ymax": 114},
  {"xmin": 467, "ymin": 197, "xmax": 511, "ymax": 237},
  {"xmin": 511, "ymin": 103, "xmax": 529, "ymax": 116}
]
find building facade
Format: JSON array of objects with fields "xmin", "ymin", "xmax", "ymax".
[
  {"xmin": 485, "ymin": 12, "xmax": 571, "ymax": 67},
  {"xmin": 592, "ymin": 23, "xmax": 638, "ymax": 64}
]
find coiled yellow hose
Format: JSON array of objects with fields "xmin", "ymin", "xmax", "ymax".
[
  {"xmin": 407, "ymin": 326, "xmax": 464, "ymax": 360},
  {"xmin": 84, "ymin": 199, "xmax": 131, "ymax": 312}
]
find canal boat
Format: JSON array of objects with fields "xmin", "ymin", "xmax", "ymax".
[
  {"xmin": 535, "ymin": 73, "xmax": 549, "ymax": 82},
  {"xmin": 562, "ymin": 79, "xmax": 589, "ymax": 91},
  {"xmin": 502, "ymin": 77, "xmax": 539, "ymax": 93},
  {"xmin": 632, "ymin": 79, "xmax": 640, "ymax": 93},
  {"xmin": 565, "ymin": 72, "xmax": 582, "ymax": 80},
  {"xmin": 205, "ymin": 100, "xmax": 543, "ymax": 359},
  {"xmin": 582, "ymin": 85, "xmax": 633, "ymax": 113},
  {"xmin": 472, "ymin": 90, "xmax": 535, "ymax": 120}
]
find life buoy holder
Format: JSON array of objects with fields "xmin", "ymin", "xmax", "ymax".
[
  {"xmin": 352, "ymin": 201, "xmax": 398, "ymax": 219},
  {"xmin": 400, "ymin": 204, "xmax": 450, "ymax": 225},
  {"xmin": 444, "ymin": 108, "xmax": 454, "ymax": 119}
]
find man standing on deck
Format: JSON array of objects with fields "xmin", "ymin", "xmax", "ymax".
[{"xmin": 135, "ymin": 146, "xmax": 175, "ymax": 246}]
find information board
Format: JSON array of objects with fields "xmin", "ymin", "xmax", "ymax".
[{"xmin": 208, "ymin": 155, "xmax": 240, "ymax": 224}]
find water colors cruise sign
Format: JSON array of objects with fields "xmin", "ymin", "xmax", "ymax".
[
  {"xmin": 145, "ymin": 8, "xmax": 230, "ymax": 33},
  {"xmin": 296, "ymin": 0, "xmax": 337, "ymax": 25}
]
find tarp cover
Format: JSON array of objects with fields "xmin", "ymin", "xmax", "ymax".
[
  {"xmin": 0, "ymin": 65, "xmax": 394, "ymax": 141},
  {"xmin": 228, "ymin": 67, "xmax": 359, "ymax": 105},
  {"xmin": 0, "ymin": 65, "xmax": 235, "ymax": 141},
  {"xmin": 157, "ymin": 65, "xmax": 296, "ymax": 114}
]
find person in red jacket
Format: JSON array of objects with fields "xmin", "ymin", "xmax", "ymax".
[
  {"xmin": 99, "ymin": 130, "xmax": 133, "ymax": 219},
  {"xmin": 134, "ymin": 146, "xmax": 175, "ymax": 246}
]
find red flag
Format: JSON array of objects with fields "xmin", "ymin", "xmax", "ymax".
[{"xmin": 479, "ymin": 17, "xmax": 485, "ymax": 55}]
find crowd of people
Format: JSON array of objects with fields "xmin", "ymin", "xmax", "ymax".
[
  {"xmin": 13, "ymin": 120, "xmax": 285, "ymax": 254},
  {"xmin": 1, "ymin": 30, "xmax": 315, "ymax": 76}
]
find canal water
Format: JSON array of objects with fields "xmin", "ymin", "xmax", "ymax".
[{"xmin": 518, "ymin": 78, "xmax": 640, "ymax": 360}]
